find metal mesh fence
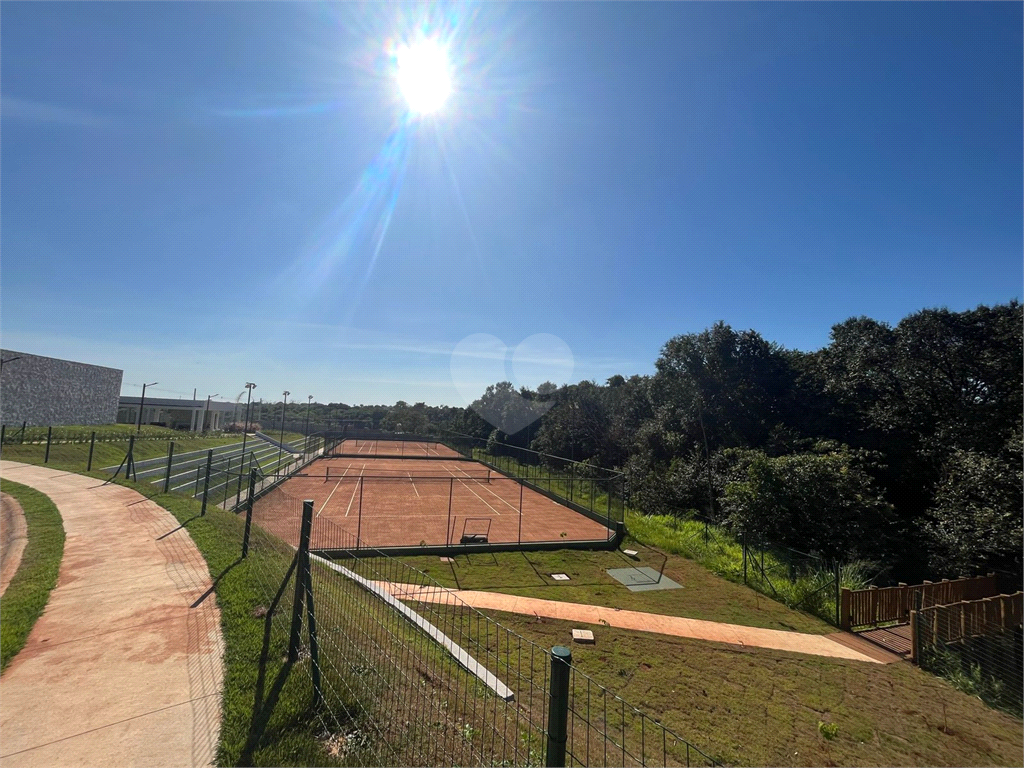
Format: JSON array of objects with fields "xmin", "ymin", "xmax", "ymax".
[
  {"xmin": 914, "ymin": 593, "xmax": 1023, "ymax": 718},
  {"xmin": 243, "ymin": 487, "xmax": 720, "ymax": 767}
]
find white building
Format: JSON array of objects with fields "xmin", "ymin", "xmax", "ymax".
[{"xmin": 117, "ymin": 396, "xmax": 238, "ymax": 431}]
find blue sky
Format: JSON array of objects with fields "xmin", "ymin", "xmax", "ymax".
[{"xmin": 2, "ymin": 2, "xmax": 1020, "ymax": 407}]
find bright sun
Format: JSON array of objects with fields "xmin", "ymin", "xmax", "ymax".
[{"xmin": 395, "ymin": 37, "xmax": 451, "ymax": 116}]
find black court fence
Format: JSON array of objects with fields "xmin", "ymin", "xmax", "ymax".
[
  {"xmin": 912, "ymin": 593, "xmax": 1023, "ymax": 718},
  {"xmin": 437, "ymin": 432, "xmax": 628, "ymax": 527},
  {"xmin": 323, "ymin": 434, "xmax": 457, "ymax": 459},
  {"xmin": 240, "ymin": 485, "xmax": 721, "ymax": 767},
  {"xmin": 102, "ymin": 432, "xmax": 327, "ymax": 511},
  {"xmin": 253, "ymin": 471, "xmax": 621, "ymax": 556}
]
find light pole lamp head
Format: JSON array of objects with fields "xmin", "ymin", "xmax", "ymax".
[
  {"xmin": 245, "ymin": 382, "xmax": 256, "ymax": 390},
  {"xmin": 283, "ymin": 391, "xmax": 290, "ymax": 397}
]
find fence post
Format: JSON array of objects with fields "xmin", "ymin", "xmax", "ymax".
[
  {"xmin": 87, "ymin": 431, "xmax": 96, "ymax": 471},
  {"xmin": 20, "ymin": 421, "xmax": 27, "ymax": 444},
  {"xmin": 201, "ymin": 450, "xmax": 213, "ymax": 515},
  {"xmin": 518, "ymin": 481, "xmax": 524, "ymax": 546},
  {"xmin": 44, "ymin": 426, "xmax": 53, "ymax": 463},
  {"xmin": 126, "ymin": 434, "xmax": 136, "ymax": 480},
  {"xmin": 910, "ymin": 609, "xmax": 919, "ymax": 664},
  {"xmin": 163, "ymin": 441, "xmax": 175, "ymax": 493},
  {"xmin": 242, "ymin": 468, "xmax": 258, "ymax": 558},
  {"xmin": 0, "ymin": 424, "xmax": 5, "ymax": 457},
  {"xmin": 840, "ymin": 588, "xmax": 852, "ymax": 631},
  {"xmin": 288, "ymin": 499, "xmax": 314, "ymax": 662},
  {"xmin": 546, "ymin": 645, "xmax": 572, "ymax": 768},
  {"xmin": 303, "ymin": 501, "xmax": 323, "ymax": 709},
  {"xmin": 355, "ymin": 477, "xmax": 364, "ymax": 549},
  {"xmin": 447, "ymin": 478, "xmax": 454, "ymax": 547}
]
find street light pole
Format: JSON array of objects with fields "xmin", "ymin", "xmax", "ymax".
[
  {"xmin": 237, "ymin": 383, "xmax": 256, "ymax": 499},
  {"xmin": 304, "ymin": 395, "xmax": 313, "ymax": 436},
  {"xmin": 204, "ymin": 394, "xmax": 219, "ymax": 433},
  {"xmin": 137, "ymin": 381, "xmax": 158, "ymax": 433},
  {"xmin": 278, "ymin": 391, "xmax": 290, "ymax": 473}
]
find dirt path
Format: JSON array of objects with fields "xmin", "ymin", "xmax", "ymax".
[
  {"xmin": 379, "ymin": 581, "xmax": 893, "ymax": 663},
  {"xmin": 0, "ymin": 491, "xmax": 28, "ymax": 597},
  {"xmin": 0, "ymin": 461, "xmax": 224, "ymax": 767}
]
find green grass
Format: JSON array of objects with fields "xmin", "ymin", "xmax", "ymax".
[
  {"xmin": 625, "ymin": 513, "xmax": 875, "ymax": 625},
  {"xmin": 401, "ymin": 543, "xmax": 834, "ymax": 634},
  {"xmin": 1, "ymin": 434, "xmax": 249, "ymax": 474},
  {"xmin": 458, "ymin": 608, "xmax": 1024, "ymax": 767},
  {"xmin": 0, "ymin": 480, "xmax": 65, "ymax": 673}
]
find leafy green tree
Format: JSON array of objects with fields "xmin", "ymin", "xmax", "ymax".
[
  {"xmin": 724, "ymin": 450, "xmax": 894, "ymax": 560},
  {"xmin": 924, "ymin": 433, "xmax": 1023, "ymax": 578}
]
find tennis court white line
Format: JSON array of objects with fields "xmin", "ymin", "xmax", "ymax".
[
  {"xmin": 345, "ymin": 465, "xmax": 366, "ymax": 516},
  {"xmin": 408, "ymin": 472, "xmax": 420, "ymax": 498},
  {"xmin": 443, "ymin": 465, "xmax": 501, "ymax": 516},
  {"xmin": 317, "ymin": 466, "xmax": 350, "ymax": 518},
  {"xmin": 451, "ymin": 464, "xmax": 520, "ymax": 513}
]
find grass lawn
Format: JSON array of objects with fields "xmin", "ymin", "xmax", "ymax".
[
  {"xmin": 465, "ymin": 608, "xmax": 1023, "ymax": 767},
  {"xmin": 1, "ymin": 434, "xmax": 251, "ymax": 475},
  {"xmin": 0, "ymin": 480, "xmax": 65, "ymax": 672},
  {"xmin": 400, "ymin": 541, "xmax": 834, "ymax": 634}
]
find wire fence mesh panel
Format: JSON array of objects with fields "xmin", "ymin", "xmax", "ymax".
[
  {"xmin": 915, "ymin": 594, "xmax": 1023, "ymax": 718},
  {"xmin": 244, "ymin": 489, "xmax": 720, "ymax": 767}
]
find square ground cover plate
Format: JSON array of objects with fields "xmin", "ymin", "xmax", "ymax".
[
  {"xmin": 606, "ymin": 567, "xmax": 682, "ymax": 592},
  {"xmin": 550, "ymin": 573, "xmax": 570, "ymax": 581}
]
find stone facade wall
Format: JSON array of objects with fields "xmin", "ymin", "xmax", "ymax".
[{"xmin": 0, "ymin": 350, "xmax": 123, "ymax": 426}]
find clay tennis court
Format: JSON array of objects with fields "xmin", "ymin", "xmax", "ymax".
[
  {"xmin": 330, "ymin": 439, "xmax": 463, "ymax": 458},
  {"xmin": 251, "ymin": 455, "xmax": 615, "ymax": 552}
]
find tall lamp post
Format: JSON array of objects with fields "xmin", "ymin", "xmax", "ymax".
[
  {"xmin": 137, "ymin": 381, "xmax": 158, "ymax": 432},
  {"xmin": 236, "ymin": 382, "xmax": 256, "ymax": 499},
  {"xmin": 277, "ymin": 391, "xmax": 290, "ymax": 472},
  {"xmin": 203, "ymin": 394, "xmax": 219, "ymax": 433},
  {"xmin": 304, "ymin": 395, "xmax": 314, "ymax": 456}
]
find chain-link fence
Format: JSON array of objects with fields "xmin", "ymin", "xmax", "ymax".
[
  {"xmin": 241, "ymin": 485, "xmax": 720, "ymax": 767},
  {"xmin": 913, "ymin": 593, "xmax": 1023, "ymax": 718}
]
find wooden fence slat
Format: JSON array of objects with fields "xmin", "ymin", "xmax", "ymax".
[{"xmin": 846, "ymin": 574, "xmax": 1003, "ymax": 629}]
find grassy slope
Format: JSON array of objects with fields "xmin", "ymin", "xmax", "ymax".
[
  {"xmin": 402, "ymin": 543, "xmax": 833, "ymax": 634},
  {"xmin": 476, "ymin": 609, "xmax": 1023, "ymax": 767},
  {"xmin": 0, "ymin": 480, "xmax": 65, "ymax": 672},
  {"xmin": 1, "ymin": 435, "xmax": 247, "ymax": 473}
]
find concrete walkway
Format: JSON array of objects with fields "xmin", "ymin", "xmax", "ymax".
[
  {"xmin": 0, "ymin": 461, "xmax": 224, "ymax": 767},
  {"xmin": 380, "ymin": 581, "xmax": 888, "ymax": 663}
]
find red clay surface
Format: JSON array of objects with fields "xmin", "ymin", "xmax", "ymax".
[
  {"xmin": 253, "ymin": 456, "xmax": 614, "ymax": 550},
  {"xmin": 332, "ymin": 439, "xmax": 463, "ymax": 459}
]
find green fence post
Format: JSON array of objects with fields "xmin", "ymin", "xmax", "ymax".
[
  {"xmin": 0, "ymin": 424, "xmax": 5, "ymax": 457},
  {"xmin": 742, "ymin": 530, "xmax": 748, "ymax": 584},
  {"xmin": 20, "ymin": 421, "xmax": 26, "ymax": 444},
  {"xmin": 545, "ymin": 646, "xmax": 572, "ymax": 768},
  {"xmin": 86, "ymin": 431, "xmax": 96, "ymax": 471},
  {"xmin": 303, "ymin": 500, "xmax": 322, "ymax": 709},
  {"xmin": 201, "ymin": 450, "xmax": 213, "ymax": 515},
  {"xmin": 163, "ymin": 441, "xmax": 175, "ymax": 493},
  {"xmin": 44, "ymin": 426, "xmax": 52, "ymax": 463},
  {"xmin": 242, "ymin": 468, "xmax": 258, "ymax": 558},
  {"xmin": 288, "ymin": 499, "xmax": 314, "ymax": 662},
  {"xmin": 834, "ymin": 561, "xmax": 841, "ymax": 627}
]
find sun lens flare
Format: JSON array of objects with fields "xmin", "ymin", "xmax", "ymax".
[{"xmin": 395, "ymin": 37, "xmax": 451, "ymax": 116}]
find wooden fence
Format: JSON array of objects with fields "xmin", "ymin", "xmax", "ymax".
[
  {"xmin": 910, "ymin": 592, "xmax": 1023, "ymax": 663},
  {"xmin": 840, "ymin": 574, "xmax": 999, "ymax": 630}
]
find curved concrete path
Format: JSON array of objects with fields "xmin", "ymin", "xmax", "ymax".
[
  {"xmin": 380, "ymin": 581, "xmax": 889, "ymax": 663},
  {"xmin": 0, "ymin": 461, "xmax": 224, "ymax": 767}
]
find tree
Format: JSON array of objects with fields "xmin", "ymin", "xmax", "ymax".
[
  {"xmin": 724, "ymin": 450, "xmax": 894, "ymax": 560},
  {"xmin": 923, "ymin": 432, "xmax": 1023, "ymax": 578}
]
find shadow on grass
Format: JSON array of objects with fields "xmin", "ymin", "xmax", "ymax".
[{"xmin": 239, "ymin": 554, "xmax": 299, "ymax": 766}]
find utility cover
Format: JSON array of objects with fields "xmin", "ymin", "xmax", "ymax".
[{"xmin": 606, "ymin": 567, "xmax": 681, "ymax": 592}]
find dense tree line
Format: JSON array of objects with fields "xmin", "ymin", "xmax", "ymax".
[{"xmin": 451, "ymin": 302, "xmax": 1022, "ymax": 584}]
